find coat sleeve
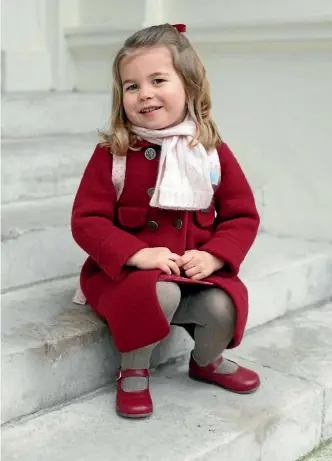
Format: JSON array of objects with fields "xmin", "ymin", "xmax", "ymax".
[
  {"xmin": 71, "ymin": 144, "xmax": 149, "ymax": 281},
  {"xmin": 199, "ymin": 142, "xmax": 260, "ymax": 276}
]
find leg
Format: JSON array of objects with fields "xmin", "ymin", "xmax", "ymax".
[
  {"xmin": 174, "ymin": 285, "xmax": 260, "ymax": 393},
  {"xmin": 120, "ymin": 282, "xmax": 181, "ymax": 391},
  {"xmin": 178, "ymin": 286, "xmax": 238, "ymax": 373}
]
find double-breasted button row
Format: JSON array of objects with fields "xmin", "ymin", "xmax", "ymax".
[
  {"xmin": 148, "ymin": 219, "xmax": 183, "ymax": 231},
  {"xmin": 173, "ymin": 218, "xmax": 183, "ymax": 230},
  {"xmin": 144, "ymin": 148, "xmax": 156, "ymax": 160},
  {"xmin": 147, "ymin": 187, "xmax": 155, "ymax": 198},
  {"xmin": 148, "ymin": 220, "xmax": 159, "ymax": 230}
]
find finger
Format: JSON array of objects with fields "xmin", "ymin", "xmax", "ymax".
[
  {"xmin": 185, "ymin": 266, "xmax": 201, "ymax": 278},
  {"xmin": 176, "ymin": 257, "xmax": 184, "ymax": 268},
  {"xmin": 182, "ymin": 260, "xmax": 197, "ymax": 271},
  {"xmin": 191, "ymin": 272, "xmax": 205, "ymax": 281},
  {"xmin": 180, "ymin": 252, "xmax": 194, "ymax": 266},
  {"xmin": 159, "ymin": 263, "xmax": 171, "ymax": 275},
  {"xmin": 168, "ymin": 253, "xmax": 182, "ymax": 265},
  {"xmin": 168, "ymin": 260, "xmax": 181, "ymax": 276}
]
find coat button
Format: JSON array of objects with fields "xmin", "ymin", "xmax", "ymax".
[
  {"xmin": 145, "ymin": 148, "xmax": 156, "ymax": 160},
  {"xmin": 148, "ymin": 220, "xmax": 159, "ymax": 230},
  {"xmin": 147, "ymin": 187, "xmax": 155, "ymax": 198},
  {"xmin": 173, "ymin": 218, "xmax": 183, "ymax": 230}
]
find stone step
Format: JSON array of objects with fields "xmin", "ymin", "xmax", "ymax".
[
  {"xmin": 1, "ymin": 133, "xmax": 97, "ymax": 204},
  {"xmin": 1, "ymin": 92, "xmax": 111, "ymax": 138},
  {"xmin": 1, "ymin": 195, "xmax": 86, "ymax": 292},
  {"xmin": 2, "ymin": 303, "xmax": 331, "ymax": 461},
  {"xmin": 2, "ymin": 234, "xmax": 332, "ymax": 424},
  {"xmin": 226, "ymin": 304, "xmax": 332, "ymax": 443}
]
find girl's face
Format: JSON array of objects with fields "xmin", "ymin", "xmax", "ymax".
[{"xmin": 120, "ymin": 46, "xmax": 187, "ymax": 130}]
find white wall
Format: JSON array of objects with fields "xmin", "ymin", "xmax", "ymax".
[
  {"xmin": 204, "ymin": 49, "xmax": 332, "ymax": 241},
  {"xmin": 2, "ymin": 0, "xmax": 53, "ymax": 91},
  {"xmin": 1, "ymin": 0, "xmax": 81, "ymax": 91},
  {"xmin": 78, "ymin": 0, "xmax": 145, "ymax": 27},
  {"xmin": 163, "ymin": 0, "xmax": 332, "ymax": 24}
]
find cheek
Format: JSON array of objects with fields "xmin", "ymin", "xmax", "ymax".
[
  {"xmin": 122, "ymin": 94, "xmax": 135, "ymax": 113},
  {"xmin": 164, "ymin": 88, "xmax": 186, "ymax": 111}
]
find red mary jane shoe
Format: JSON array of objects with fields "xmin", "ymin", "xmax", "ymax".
[
  {"xmin": 189, "ymin": 354, "xmax": 260, "ymax": 394},
  {"xmin": 116, "ymin": 368, "xmax": 153, "ymax": 418}
]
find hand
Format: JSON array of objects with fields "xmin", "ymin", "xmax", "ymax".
[
  {"xmin": 179, "ymin": 250, "xmax": 224, "ymax": 281},
  {"xmin": 126, "ymin": 247, "xmax": 181, "ymax": 276}
]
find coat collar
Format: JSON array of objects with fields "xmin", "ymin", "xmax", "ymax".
[
  {"xmin": 133, "ymin": 137, "xmax": 157, "ymax": 149},
  {"xmin": 133, "ymin": 138, "xmax": 161, "ymax": 150}
]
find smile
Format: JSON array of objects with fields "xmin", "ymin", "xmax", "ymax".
[{"xmin": 140, "ymin": 106, "xmax": 163, "ymax": 114}]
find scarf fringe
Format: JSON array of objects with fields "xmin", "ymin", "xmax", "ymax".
[{"xmin": 151, "ymin": 186, "xmax": 214, "ymax": 210}]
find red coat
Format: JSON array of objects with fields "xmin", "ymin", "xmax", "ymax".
[{"xmin": 71, "ymin": 140, "xmax": 260, "ymax": 353}]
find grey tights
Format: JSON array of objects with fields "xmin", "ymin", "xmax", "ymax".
[{"xmin": 121, "ymin": 282, "xmax": 236, "ymax": 391}]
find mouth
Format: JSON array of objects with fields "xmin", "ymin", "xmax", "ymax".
[{"xmin": 139, "ymin": 106, "xmax": 163, "ymax": 114}]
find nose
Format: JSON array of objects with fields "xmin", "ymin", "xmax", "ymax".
[{"xmin": 139, "ymin": 84, "xmax": 153, "ymax": 101}]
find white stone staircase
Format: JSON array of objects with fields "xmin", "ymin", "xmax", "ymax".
[
  {"xmin": 2, "ymin": 304, "xmax": 332, "ymax": 461},
  {"xmin": 1, "ymin": 92, "xmax": 332, "ymax": 460}
]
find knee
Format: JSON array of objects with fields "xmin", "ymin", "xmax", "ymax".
[
  {"xmin": 201, "ymin": 288, "xmax": 236, "ymax": 330},
  {"xmin": 156, "ymin": 282, "xmax": 181, "ymax": 321}
]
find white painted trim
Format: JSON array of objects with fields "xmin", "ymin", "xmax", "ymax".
[
  {"xmin": 65, "ymin": 27, "xmax": 134, "ymax": 49},
  {"xmin": 188, "ymin": 16, "xmax": 332, "ymax": 46},
  {"xmin": 143, "ymin": 0, "xmax": 164, "ymax": 28},
  {"xmin": 54, "ymin": 0, "xmax": 80, "ymax": 90},
  {"xmin": 65, "ymin": 16, "xmax": 332, "ymax": 52}
]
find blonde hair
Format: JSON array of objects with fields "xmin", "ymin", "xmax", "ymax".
[{"xmin": 100, "ymin": 23, "xmax": 222, "ymax": 155}]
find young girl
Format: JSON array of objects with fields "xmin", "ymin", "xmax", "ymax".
[{"xmin": 71, "ymin": 23, "xmax": 260, "ymax": 419}]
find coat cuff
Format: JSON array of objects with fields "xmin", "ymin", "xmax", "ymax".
[
  {"xmin": 200, "ymin": 236, "xmax": 244, "ymax": 276},
  {"xmin": 97, "ymin": 232, "xmax": 148, "ymax": 282}
]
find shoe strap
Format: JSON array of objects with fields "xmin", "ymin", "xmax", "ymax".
[
  {"xmin": 214, "ymin": 355, "xmax": 223, "ymax": 368},
  {"xmin": 116, "ymin": 368, "xmax": 150, "ymax": 381},
  {"xmin": 191, "ymin": 352, "xmax": 223, "ymax": 371}
]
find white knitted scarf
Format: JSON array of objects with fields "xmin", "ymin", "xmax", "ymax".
[{"xmin": 131, "ymin": 120, "xmax": 220, "ymax": 211}]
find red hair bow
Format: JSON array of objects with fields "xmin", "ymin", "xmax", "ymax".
[{"xmin": 172, "ymin": 24, "xmax": 186, "ymax": 33}]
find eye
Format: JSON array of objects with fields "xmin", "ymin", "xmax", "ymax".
[
  {"xmin": 125, "ymin": 83, "xmax": 138, "ymax": 92},
  {"xmin": 152, "ymin": 78, "xmax": 165, "ymax": 85}
]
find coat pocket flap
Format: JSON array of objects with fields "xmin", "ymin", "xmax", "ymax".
[
  {"xmin": 194, "ymin": 208, "xmax": 216, "ymax": 228},
  {"xmin": 117, "ymin": 206, "xmax": 148, "ymax": 229}
]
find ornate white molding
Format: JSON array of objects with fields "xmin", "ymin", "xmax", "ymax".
[
  {"xmin": 65, "ymin": 16, "xmax": 332, "ymax": 54},
  {"xmin": 189, "ymin": 16, "xmax": 332, "ymax": 48},
  {"xmin": 65, "ymin": 27, "xmax": 134, "ymax": 51}
]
